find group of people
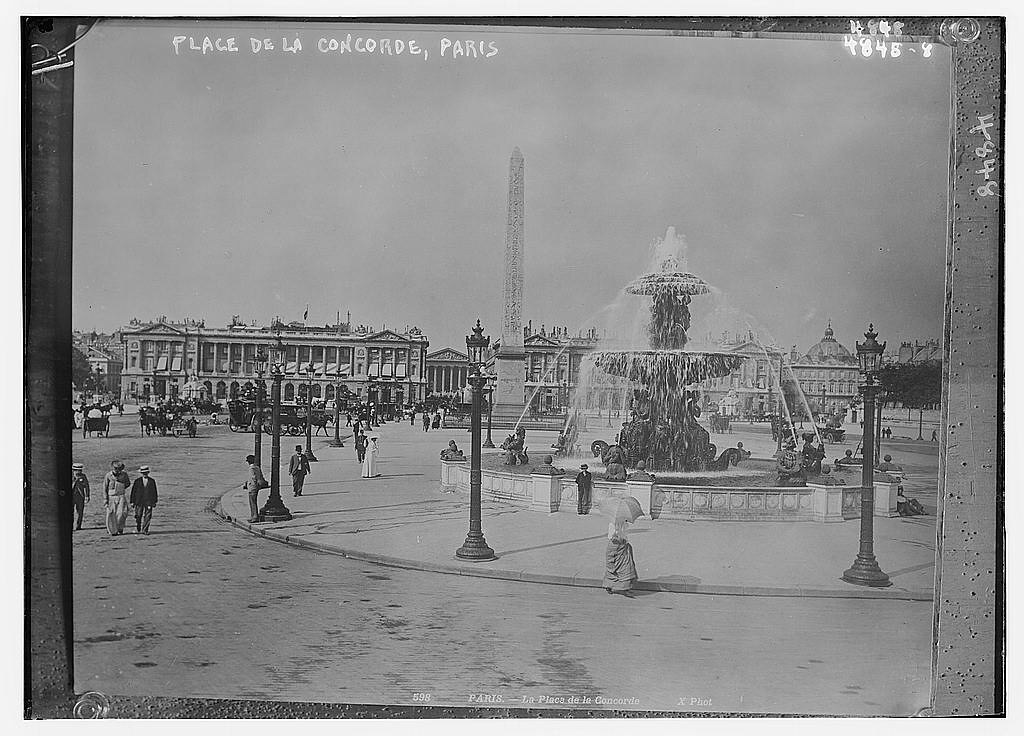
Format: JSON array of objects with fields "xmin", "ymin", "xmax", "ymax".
[
  {"xmin": 71, "ymin": 460, "xmax": 159, "ymax": 535},
  {"xmin": 421, "ymin": 411, "xmax": 443, "ymax": 431}
]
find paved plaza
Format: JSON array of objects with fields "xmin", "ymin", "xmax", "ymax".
[{"xmin": 70, "ymin": 414, "xmax": 938, "ymax": 715}]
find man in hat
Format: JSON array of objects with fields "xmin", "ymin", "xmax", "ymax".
[
  {"xmin": 575, "ymin": 463, "xmax": 593, "ymax": 515},
  {"xmin": 354, "ymin": 430, "xmax": 368, "ymax": 463},
  {"xmin": 130, "ymin": 465, "xmax": 159, "ymax": 534},
  {"xmin": 243, "ymin": 454, "xmax": 268, "ymax": 523},
  {"xmin": 288, "ymin": 444, "xmax": 310, "ymax": 497},
  {"xmin": 72, "ymin": 463, "xmax": 90, "ymax": 531}
]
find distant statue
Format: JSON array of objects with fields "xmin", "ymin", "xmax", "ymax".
[
  {"xmin": 835, "ymin": 449, "xmax": 858, "ymax": 466},
  {"xmin": 500, "ymin": 430, "xmax": 528, "ymax": 465},
  {"xmin": 710, "ymin": 442, "xmax": 751, "ymax": 471},
  {"xmin": 440, "ymin": 440, "xmax": 465, "ymax": 461},
  {"xmin": 591, "ymin": 440, "xmax": 628, "ymax": 481}
]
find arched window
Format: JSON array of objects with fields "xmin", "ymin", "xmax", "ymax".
[
  {"xmin": 203, "ymin": 380, "xmax": 212, "ymax": 397},
  {"xmin": 215, "ymin": 381, "xmax": 227, "ymax": 399},
  {"xmin": 284, "ymin": 383, "xmax": 295, "ymax": 402},
  {"xmin": 313, "ymin": 384, "xmax": 322, "ymax": 398},
  {"xmin": 325, "ymin": 384, "xmax": 335, "ymax": 400},
  {"xmin": 229, "ymin": 381, "xmax": 240, "ymax": 400}
]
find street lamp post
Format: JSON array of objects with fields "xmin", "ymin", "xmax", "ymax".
[
  {"xmin": 367, "ymin": 377, "xmax": 377, "ymax": 427},
  {"xmin": 253, "ymin": 349, "xmax": 268, "ymax": 468},
  {"xmin": 303, "ymin": 362, "xmax": 319, "ymax": 462},
  {"xmin": 456, "ymin": 319, "xmax": 496, "ymax": 561},
  {"xmin": 330, "ymin": 378, "xmax": 346, "ymax": 448},
  {"xmin": 260, "ymin": 337, "xmax": 293, "ymax": 523},
  {"xmin": 843, "ymin": 324, "xmax": 891, "ymax": 587},
  {"xmin": 483, "ymin": 375, "xmax": 495, "ymax": 449}
]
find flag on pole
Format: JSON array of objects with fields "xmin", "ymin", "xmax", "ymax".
[{"xmin": 303, "ymin": 304, "xmax": 309, "ymax": 321}]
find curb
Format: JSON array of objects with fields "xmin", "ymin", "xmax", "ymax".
[{"xmin": 210, "ymin": 494, "xmax": 933, "ymax": 602}]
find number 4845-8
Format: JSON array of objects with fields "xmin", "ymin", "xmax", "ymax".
[{"xmin": 843, "ymin": 36, "xmax": 932, "ymax": 58}]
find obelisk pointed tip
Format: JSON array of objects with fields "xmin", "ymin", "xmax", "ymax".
[{"xmin": 511, "ymin": 146, "xmax": 523, "ymax": 160}]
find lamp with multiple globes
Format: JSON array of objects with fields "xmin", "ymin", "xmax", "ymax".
[
  {"xmin": 456, "ymin": 320, "xmax": 495, "ymax": 561},
  {"xmin": 842, "ymin": 324, "xmax": 891, "ymax": 588},
  {"xmin": 260, "ymin": 335, "xmax": 292, "ymax": 523},
  {"xmin": 252, "ymin": 348, "xmax": 268, "ymax": 467},
  {"xmin": 303, "ymin": 362, "xmax": 318, "ymax": 462}
]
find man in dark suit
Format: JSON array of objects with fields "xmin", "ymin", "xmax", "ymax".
[
  {"xmin": 130, "ymin": 465, "xmax": 158, "ymax": 534},
  {"xmin": 288, "ymin": 445, "xmax": 310, "ymax": 497},
  {"xmin": 355, "ymin": 432, "xmax": 368, "ymax": 463},
  {"xmin": 575, "ymin": 464, "xmax": 593, "ymax": 515}
]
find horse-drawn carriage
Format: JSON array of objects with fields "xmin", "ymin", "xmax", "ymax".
[
  {"xmin": 82, "ymin": 414, "xmax": 110, "ymax": 437},
  {"xmin": 228, "ymin": 400, "xmax": 331, "ymax": 436},
  {"xmin": 139, "ymin": 401, "xmax": 197, "ymax": 437}
]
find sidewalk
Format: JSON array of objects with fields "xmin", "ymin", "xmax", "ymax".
[{"xmin": 214, "ymin": 422, "xmax": 935, "ymax": 601}]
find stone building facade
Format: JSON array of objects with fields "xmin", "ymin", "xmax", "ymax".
[{"xmin": 118, "ymin": 316, "xmax": 429, "ymax": 406}]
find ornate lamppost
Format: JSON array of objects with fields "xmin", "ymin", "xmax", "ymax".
[
  {"xmin": 260, "ymin": 336, "xmax": 293, "ymax": 523},
  {"xmin": 330, "ymin": 376, "xmax": 346, "ymax": 448},
  {"xmin": 456, "ymin": 319, "xmax": 496, "ymax": 561},
  {"xmin": 842, "ymin": 324, "xmax": 891, "ymax": 587},
  {"xmin": 253, "ymin": 348, "xmax": 268, "ymax": 467},
  {"xmin": 366, "ymin": 376, "xmax": 378, "ymax": 427},
  {"xmin": 304, "ymin": 362, "xmax": 318, "ymax": 462},
  {"xmin": 482, "ymin": 372, "xmax": 495, "ymax": 449}
]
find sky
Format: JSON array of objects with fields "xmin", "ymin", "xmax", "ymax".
[{"xmin": 71, "ymin": 20, "xmax": 952, "ymax": 355}]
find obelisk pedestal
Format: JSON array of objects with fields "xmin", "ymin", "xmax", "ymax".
[{"xmin": 493, "ymin": 147, "xmax": 528, "ymax": 421}]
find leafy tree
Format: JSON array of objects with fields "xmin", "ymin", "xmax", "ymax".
[
  {"xmin": 781, "ymin": 375, "xmax": 809, "ymax": 422},
  {"xmin": 72, "ymin": 347, "xmax": 92, "ymax": 389},
  {"xmin": 877, "ymin": 360, "xmax": 942, "ymax": 439}
]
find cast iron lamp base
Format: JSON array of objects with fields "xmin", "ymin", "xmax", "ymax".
[
  {"xmin": 842, "ymin": 555, "xmax": 892, "ymax": 587},
  {"xmin": 260, "ymin": 499, "xmax": 293, "ymax": 523},
  {"xmin": 456, "ymin": 531, "xmax": 496, "ymax": 561}
]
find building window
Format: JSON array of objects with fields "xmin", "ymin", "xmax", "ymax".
[{"xmin": 130, "ymin": 356, "xmax": 137, "ymax": 368}]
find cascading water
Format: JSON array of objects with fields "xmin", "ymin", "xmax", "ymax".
[{"xmin": 587, "ymin": 227, "xmax": 746, "ymax": 472}]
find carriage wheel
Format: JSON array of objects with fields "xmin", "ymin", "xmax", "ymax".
[{"xmin": 288, "ymin": 425, "xmax": 302, "ymax": 436}]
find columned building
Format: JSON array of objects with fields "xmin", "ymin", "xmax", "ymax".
[
  {"xmin": 119, "ymin": 316, "xmax": 429, "ymax": 406},
  {"xmin": 787, "ymin": 323, "xmax": 861, "ymax": 417},
  {"xmin": 424, "ymin": 348, "xmax": 470, "ymax": 400}
]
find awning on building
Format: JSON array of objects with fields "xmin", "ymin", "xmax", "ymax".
[
  {"xmin": 368, "ymin": 363, "xmax": 380, "ymax": 377},
  {"xmin": 156, "ymin": 356, "xmax": 168, "ymax": 371},
  {"xmin": 395, "ymin": 363, "xmax": 407, "ymax": 378},
  {"xmin": 381, "ymin": 364, "xmax": 393, "ymax": 377}
]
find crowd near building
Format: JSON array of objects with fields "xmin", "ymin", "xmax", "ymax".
[{"xmin": 117, "ymin": 315, "xmax": 430, "ymax": 408}]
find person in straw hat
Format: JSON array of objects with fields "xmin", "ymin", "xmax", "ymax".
[
  {"xmin": 603, "ymin": 496, "xmax": 644, "ymax": 595},
  {"xmin": 130, "ymin": 465, "xmax": 159, "ymax": 534},
  {"xmin": 71, "ymin": 463, "xmax": 90, "ymax": 531},
  {"xmin": 103, "ymin": 460, "xmax": 131, "ymax": 536}
]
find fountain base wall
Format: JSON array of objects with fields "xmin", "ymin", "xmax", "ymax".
[{"xmin": 442, "ymin": 460, "xmax": 878, "ymax": 522}]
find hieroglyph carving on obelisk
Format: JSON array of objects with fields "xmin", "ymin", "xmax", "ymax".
[{"xmin": 502, "ymin": 147, "xmax": 525, "ymax": 348}]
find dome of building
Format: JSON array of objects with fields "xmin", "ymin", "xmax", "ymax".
[{"xmin": 802, "ymin": 321, "xmax": 856, "ymax": 364}]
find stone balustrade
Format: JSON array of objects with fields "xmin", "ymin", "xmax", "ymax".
[{"xmin": 441, "ymin": 460, "xmax": 882, "ymax": 523}]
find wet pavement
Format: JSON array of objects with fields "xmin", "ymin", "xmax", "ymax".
[{"xmin": 70, "ymin": 415, "xmax": 932, "ymax": 715}]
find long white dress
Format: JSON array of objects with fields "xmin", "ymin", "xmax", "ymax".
[{"xmin": 361, "ymin": 442, "xmax": 380, "ymax": 478}]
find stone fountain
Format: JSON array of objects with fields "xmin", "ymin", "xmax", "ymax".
[{"xmin": 589, "ymin": 227, "xmax": 746, "ymax": 472}]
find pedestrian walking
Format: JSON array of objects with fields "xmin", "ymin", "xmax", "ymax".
[
  {"xmin": 130, "ymin": 465, "xmax": 159, "ymax": 535},
  {"xmin": 603, "ymin": 497, "xmax": 643, "ymax": 596},
  {"xmin": 243, "ymin": 454, "xmax": 268, "ymax": 523},
  {"xmin": 361, "ymin": 435, "xmax": 381, "ymax": 478},
  {"xmin": 103, "ymin": 460, "xmax": 131, "ymax": 536},
  {"xmin": 422, "ymin": 412, "xmax": 430, "ymax": 432},
  {"xmin": 575, "ymin": 463, "xmax": 593, "ymax": 515},
  {"xmin": 345, "ymin": 412, "xmax": 352, "ymax": 427},
  {"xmin": 72, "ymin": 463, "xmax": 90, "ymax": 531},
  {"xmin": 931, "ymin": 429, "xmax": 938, "ymax": 442},
  {"xmin": 288, "ymin": 445, "xmax": 310, "ymax": 497},
  {"xmin": 410, "ymin": 410, "xmax": 416, "ymax": 426},
  {"xmin": 354, "ymin": 431, "xmax": 366, "ymax": 463}
]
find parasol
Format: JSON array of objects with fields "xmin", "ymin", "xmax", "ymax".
[{"xmin": 614, "ymin": 497, "xmax": 645, "ymax": 526}]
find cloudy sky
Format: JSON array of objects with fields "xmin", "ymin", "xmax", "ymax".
[{"xmin": 72, "ymin": 20, "xmax": 951, "ymax": 355}]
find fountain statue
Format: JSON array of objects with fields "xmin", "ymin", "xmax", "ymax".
[{"xmin": 589, "ymin": 227, "xmax": 747, "ymax": 472}]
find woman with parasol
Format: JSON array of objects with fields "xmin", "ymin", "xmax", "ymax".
[{"xmin": 603, "ymin": 496, "xmax": 644, "ymax": 595}]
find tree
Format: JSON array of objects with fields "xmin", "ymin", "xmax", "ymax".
[
  {"xmin": 72, "ymin": 347, "xmax": 94, "ymax": 391},
  {"xmin": 877, "ymin": 360, "xmax": 942, "ymax": 439},
  {"xmin": 781, "ymin": 375, "xmax": 809, "ymax": 422}
]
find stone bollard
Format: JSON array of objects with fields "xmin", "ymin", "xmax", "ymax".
[
  {"xmin": 530, "ymin": 455, "xmax": 565, "ymax": 513},
  {"xmin": 873, "ymin": 478, "xmax": 900, "ymax": 517},
  {"xmin": 625, "ymin": 462, "xmax": 657, "ymax": 517},
  {"xmin": 807, "ymin": 482, "xmax": 846, "ymax": 523},
  {"xmin": 439, "ymin": 458, "xmax": 466, "ymax": 493}
]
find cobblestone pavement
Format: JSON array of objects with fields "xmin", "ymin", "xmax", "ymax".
[{"xmin": 70, "ymin": 416, "xmax": 931, "ymax": 715}]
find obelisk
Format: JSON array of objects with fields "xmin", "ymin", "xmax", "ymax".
[{"xmin": 493, "ymin": 147, "xmax": 527, "ymax": 419}]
